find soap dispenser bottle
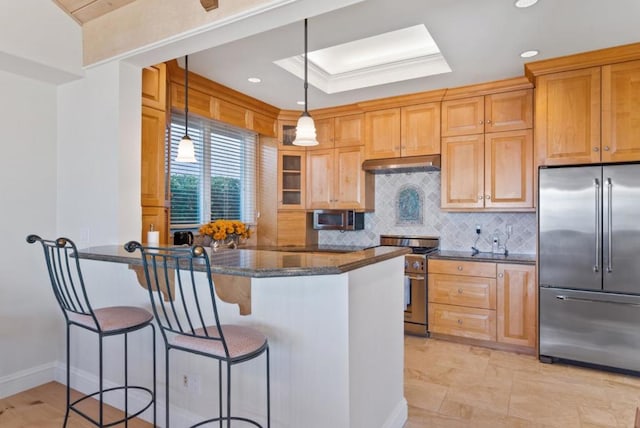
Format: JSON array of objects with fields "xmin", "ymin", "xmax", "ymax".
[{"xmin": 491, "ymin": 235, "xmax": 499, "ymax": 254}]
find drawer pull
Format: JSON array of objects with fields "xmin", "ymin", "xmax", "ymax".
[
  {"xmin": 457, "ymin": 288, "xmax": 463, "ymax": 294},
  {"xmin": 457, "ymin": 319, "xmax": 463, "ymax": 325},
  {"xmin": 457, "ymin": 266, "xmax": 463, "ymax": 271}
]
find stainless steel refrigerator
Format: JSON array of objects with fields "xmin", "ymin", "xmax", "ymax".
[{"xmin": 538, "ymin": 163, "xmax": 640, "ymax": 372}]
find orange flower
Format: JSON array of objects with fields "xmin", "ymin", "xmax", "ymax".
[{"xmin": 199, "ymin": 219, "xmax": 250, "ymax": 241}]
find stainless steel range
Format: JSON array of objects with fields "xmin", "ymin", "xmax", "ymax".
[{"xmin": 380, "ymin": 235, "xmax": 439, "ymax": 336}]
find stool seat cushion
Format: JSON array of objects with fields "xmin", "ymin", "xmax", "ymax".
[
  {"xmin": 171, "ymin": 325, "xmax": 267, "ymax": 359},
  {"xmin": 68, "ymin": 306, "xmax": 153, "ymax": 332}
]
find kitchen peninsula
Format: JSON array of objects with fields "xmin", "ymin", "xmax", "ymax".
[{"xmin": 77, "ymin": 245, "xmax": 409, "ymax": 428}]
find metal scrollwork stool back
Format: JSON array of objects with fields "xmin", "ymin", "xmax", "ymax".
[
  {"xmin": 27, "ymin": 235, "xmax": 156, "ymax": 427},
  {"xmin": 124, "ymin": 241, "xmax": 270, "ymax": 428}
]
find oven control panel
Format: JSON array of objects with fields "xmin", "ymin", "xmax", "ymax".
[{"xmin": 405, "ymin": 255, "xmax": 426, "ymax": 274}]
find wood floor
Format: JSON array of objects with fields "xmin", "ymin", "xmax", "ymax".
[
  {"xmin": 0, "ymin": 381, "xmax": 152, "ymax": 427},
  {"xmin": 404, "ymin": 336, "xmax": 640, "ymax": 427},
  {"xmin": 2, "ymin": 338, "xmax": 640, "ymax": 427}
]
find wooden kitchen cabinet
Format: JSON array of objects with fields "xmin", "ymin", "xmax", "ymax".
[
  {"xmin": 428, "ymin": 259, "xmax": 536, "ymax": 352},
  {"xmin": 364, "ymin": 108, "xmax": 401, "ymax": 159},
  {"xmin": 535, "ymin": 67, "xmax": 601, "ymax": 166},
  {"xmin": 441, "ymin": 90, "xmax": 532, "ymax": 137},
  {"xmin": 334, "ymin": 114, "xmax": 363, "ymax": 147},
  {"xmin": 307, "ymin": 146, "xmax": 373, "ymax": 210},
  {"xmin": 141, "ymin": 106, "xmax": 167, "ymax": 207},
  {"xmin": 364, "ymin": 103, "xmax": 441, "ymax": 159},
  {"xmin": 428, "ymin": 260, "xmax": 497, "ymax": 342},
  {"xmin": 601, "ymin": 60, "xmax": 640, "ymax": 163},
  {"xmin": 497, "ymin": 263, "xmax": 536, "ymax": 348},
  {"xmin": 142, "ymin": 63, "xmax": 167, "ymax": 110},
  {"xmin": 278, "ymin": 151, "xmax": 306, "ymax": 210},
  {"xmin": 276, "ymin": 211, "xmax": 317, "ymax": 247},
  {"xmin": 142, "ymin": 206, "xmax": 168, "ymax": 245},
  {"xmin": 441, "ymin": 130, "xmax": 533, "ymax": 210}
]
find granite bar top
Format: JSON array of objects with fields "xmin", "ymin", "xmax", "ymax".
[
  {"xmin": 429, "ymin": 250, "xmax": 536, "ymax": 265},
  {"xmin": 77, "ymin": 245, "xmax": 411, "ymax": 278}
]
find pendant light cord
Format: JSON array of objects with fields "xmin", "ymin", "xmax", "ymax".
[
  {"xmin": 184, "ymin": 55, "xmax": 189, "ymax": 133},
  {"xmin": 304, "ymin": 18, "xmax": 309, "ymax": 114}
]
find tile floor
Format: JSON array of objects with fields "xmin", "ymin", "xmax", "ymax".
[{"xmin": 404, "ymin": 336, "xmax": 640, "ymax": 427}]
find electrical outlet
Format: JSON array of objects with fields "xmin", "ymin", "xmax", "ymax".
[
  {"xmin": 181, "ymin": 373, "xmax": 202, "ymax": 394},
  {"xmin": 475, "ymin": 224, "xmax": 481, "ymax": 234}
]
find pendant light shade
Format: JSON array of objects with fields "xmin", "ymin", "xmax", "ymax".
[
  {"xmin": 175, "ymin": 55, "xmax": 197, "ymax": 162},
  {"xmin": 293, "ymin": 19, "xmax": 318, "ymax": 147}
]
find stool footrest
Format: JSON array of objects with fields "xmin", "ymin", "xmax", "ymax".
[
  {"xmin": 69, "ymin": 385, "xmax": 154, "ymax": 427},
  {"xmin": 192, "ymin": 415, "xmax": 264, "ymax": 427}
]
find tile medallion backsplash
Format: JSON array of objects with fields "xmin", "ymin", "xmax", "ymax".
[{"xmin": 319, "ymin": 171, "xmax": 536, "ymax": 254}]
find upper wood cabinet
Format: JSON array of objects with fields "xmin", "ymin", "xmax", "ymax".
[
  {"xmin": 527, "ymin": 45, "xmax": 640, "ymax": 166},
  {"xmin": 364, "ymin": 108, "xmax": 401, "ymax": 159},
  {"xmin": 313, "ymin": 118, "xmax": 335, "ymax": 150},
  {"xmin": 497, "ymin": 263, "xmax": 536, "ymax": 348},
  {"xmin": 601, "ymin": 60, "xmax": 640, "ymax": 163},
  {"xmin": 401, "ymin": 103, "xmax": 441, "ymax": 157},
  {"xmin": 441, "ymin": 130, "xmax": 533, "ymax": 210},
  {"xmin": 441, "ymin": 90, "xmax": 533, "ymax": 137},
  {"xmin": 307, "ymin": 146, "xmax": 374, "ymax": 210},
  {"xmin": 334, "ymin": 114, "xmax": 364, "ymax": 147},
  {"xmin": 364, "ymin": 103, "xmax": 441, "ymax": 160},
  {"xmin": 141, "ymin": 106, "xmax": 167, "ymax": 208},
  {"xmin": 142, "ymin": 64, "xmax": 167, "ymax": 110},
  {"xmin": 534, "ymin": 68, "xmax": 601, "ymax": 166},
  {"xmin": 277, "ymin": 151, "xmax": 306, "ymax": 210}
]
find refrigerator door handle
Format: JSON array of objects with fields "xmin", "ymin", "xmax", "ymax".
[
  {"xmin": 556, "ymin": 295, "xmax": 640, "ymax": 307},
  {"xmin": 594, "ymin": 178, "xmax": 600, "ymax": 273},
  {"xmin": 607, "ymin": 177, "xmax": 613, "ymax": 273}
]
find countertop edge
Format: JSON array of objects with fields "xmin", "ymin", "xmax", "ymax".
[{"xmin": 428, "ymin": 250, "xmax": 536, "ymax": 265}]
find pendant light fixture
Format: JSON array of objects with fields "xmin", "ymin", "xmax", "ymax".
[
  {"xmin": 175, "ymin": 55, "xmax": 197, "ymax": 162},
  {"xmin": 292, "ymin": 19, "xmax": 319, "ymax": 147}
]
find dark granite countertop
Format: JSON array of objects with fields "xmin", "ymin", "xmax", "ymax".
[
  {"xmin": 76, "ymin": 245, "xmax": 410, "ymax": 278},
  {"xmin": 429, "ymin": 250, "xmax": 536, "ymax": 265}
]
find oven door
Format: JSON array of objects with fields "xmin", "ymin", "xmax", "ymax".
[{"xmin": 404, "ymin": 271, "xmax": 428, "ymax": 336}]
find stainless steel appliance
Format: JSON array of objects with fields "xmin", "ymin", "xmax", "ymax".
[
  {"xmin": 380, "ymin": 235, "xmax": 439, "ymax": 336},
  {"xmin": 313, "ymin": 209, "xmax": 364, "ymax": 231},
  {"xmin": 538, "ymin": 163, "xmax": 640, "ymax": 372}
]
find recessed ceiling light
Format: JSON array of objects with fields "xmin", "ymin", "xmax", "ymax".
[
  {"xmin": 520, "ymin": 50, "xmax": 539, "ymax": 58},
  {"xmin": 247, "ymin": 77, "xmax": 261, "ymax": 83},
  {"xmin": 296, "ymin": 101, "xmax": 306, "ymax": 106},
  {"xmin": 515, "ymin": 0, "xmax": 538, "ymax": 8}
]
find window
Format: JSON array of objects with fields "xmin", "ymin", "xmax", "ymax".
[{"xmin": 169, "ymin": 111, "xmax": 257, "ymax": 230}]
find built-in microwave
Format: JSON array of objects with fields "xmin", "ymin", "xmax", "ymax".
[{"xmin": 312, "ymin": 210, "xmax": 365, "ymax": 231}]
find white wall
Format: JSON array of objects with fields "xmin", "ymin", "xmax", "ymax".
[{"xmin": 0, "ymin": 70, "xmax": 63, "ymax": 396}]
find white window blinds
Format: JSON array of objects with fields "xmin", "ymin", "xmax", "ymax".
[{"xmin": 169, "ymin": 111, "xmax": 257, "ymax": 229}]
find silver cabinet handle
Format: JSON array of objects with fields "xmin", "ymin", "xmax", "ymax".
[
  {"xmin": 406, "ymin": 275, "xmax": 425, "ymax": 281},
  {"xmin": 607, "ymin": 177, "xmax": 613, "ymax": 273},
  {"xmin": 604, "ymin": 146, "xmax": 610, "ymax": 151},
  {"xmin": 457, "ymin": 266, "xmax": 463, "ymax": 271},
  {"xmin": 556, "ymin": 295, "xmax": 640, "ymax": 307},
  {"xmin": 594, "ymin": 178, "xmax": 600, "ymax": 273},
  {"xmin": 498, "ymin": 273, "xmax": 504, "ymax": 278},
  {"xmin": 457, "ymin": 288, "xmax": 463, "ymax": 294},
  {"xmin": 593, "ymin": 147, "xmax": 600, "ymax": 152},
  {"xmin": 486, "ymin": 195, "xmax": 491, "ymax": 200}
]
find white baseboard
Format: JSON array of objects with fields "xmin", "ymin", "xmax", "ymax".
[
  {"xmin": 0, "ymin": 362, "xmax": 56, "ymax": 399},
  {"xmin": 382, "ymin": 397, "xmax": 408, "ymax": 428}
]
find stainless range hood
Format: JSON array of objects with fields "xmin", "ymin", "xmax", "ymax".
[{"xmin": 362, "ymin": 155, "xmax": 440, "ymax": 174}]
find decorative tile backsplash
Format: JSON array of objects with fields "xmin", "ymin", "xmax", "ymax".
[{"xmin": 319, "ymin": 171, "xmax": 537, "ymax": 254}]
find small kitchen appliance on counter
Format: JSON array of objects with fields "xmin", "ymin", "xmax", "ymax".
[{"xmin": 380, "ymin": 235, "xmax": 439, "ymax": 336}]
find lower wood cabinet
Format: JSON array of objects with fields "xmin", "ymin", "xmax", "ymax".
[
  {"xmin": 276, "ymin": 211, "xmax": 317, "ymax": 247},
  {"xmin": 428, "ymin": 259, "xmax": 536, "ymax": 351}
]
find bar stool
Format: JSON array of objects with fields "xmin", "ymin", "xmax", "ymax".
[
  {"xmin": 27, "ymin": 235, "xmax": 156, "ymax": 427},
  {"xmin": 124, "ymin": 241, "xmax": 270, "ymax": 428}
]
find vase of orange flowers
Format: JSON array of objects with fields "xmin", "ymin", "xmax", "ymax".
[{"xmin": 198, "ymin": 219, "xmax": 250, "ymax": 250}]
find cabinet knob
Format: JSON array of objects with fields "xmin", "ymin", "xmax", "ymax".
[
  {"xmin": 486, "ymin": 120, "xmax": 492, "ymax": 124},
  {"xmin": 603, "ymin": 146, "xmax": 610, "ymax": 151},
  {"xmin": 486, "ymin": 195, "xmax": 491, "ymax": 200},
  {"xmin": 478, "ymin": 195, "xmax": 484, "ymax": 200},
  {"xmin": 498, "ymin": 273, "xmax": 504, "ymax": 278},
  {"xmin": 458, "ymin": 288, "xmax": 463, "ymax": 294},
  {"xmin": 457, "ymin": 319, "xmax": 463, "ymax": 325},
  {"xmin": 593, "ymin": 147, "xmax": 600, "ymax": 152},
  {"xmin": 479, "ymin": 120, "xmax": 484, "ymax": 125},
  {"xmin": 457, "ymin": 266, "xmax": 463, "ymax": 271}
]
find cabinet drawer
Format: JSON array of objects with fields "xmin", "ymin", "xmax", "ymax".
[
  {"xmin": 428, "ymin": 259, "xmax": 496, "ymax": 277},
  {"xmin": 429, "ymin": 274, "xmax": 496, "ymax": 309},
  {"xmin": 429, "ymin": 303, "xmax": 496, "ymax": 341}
]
